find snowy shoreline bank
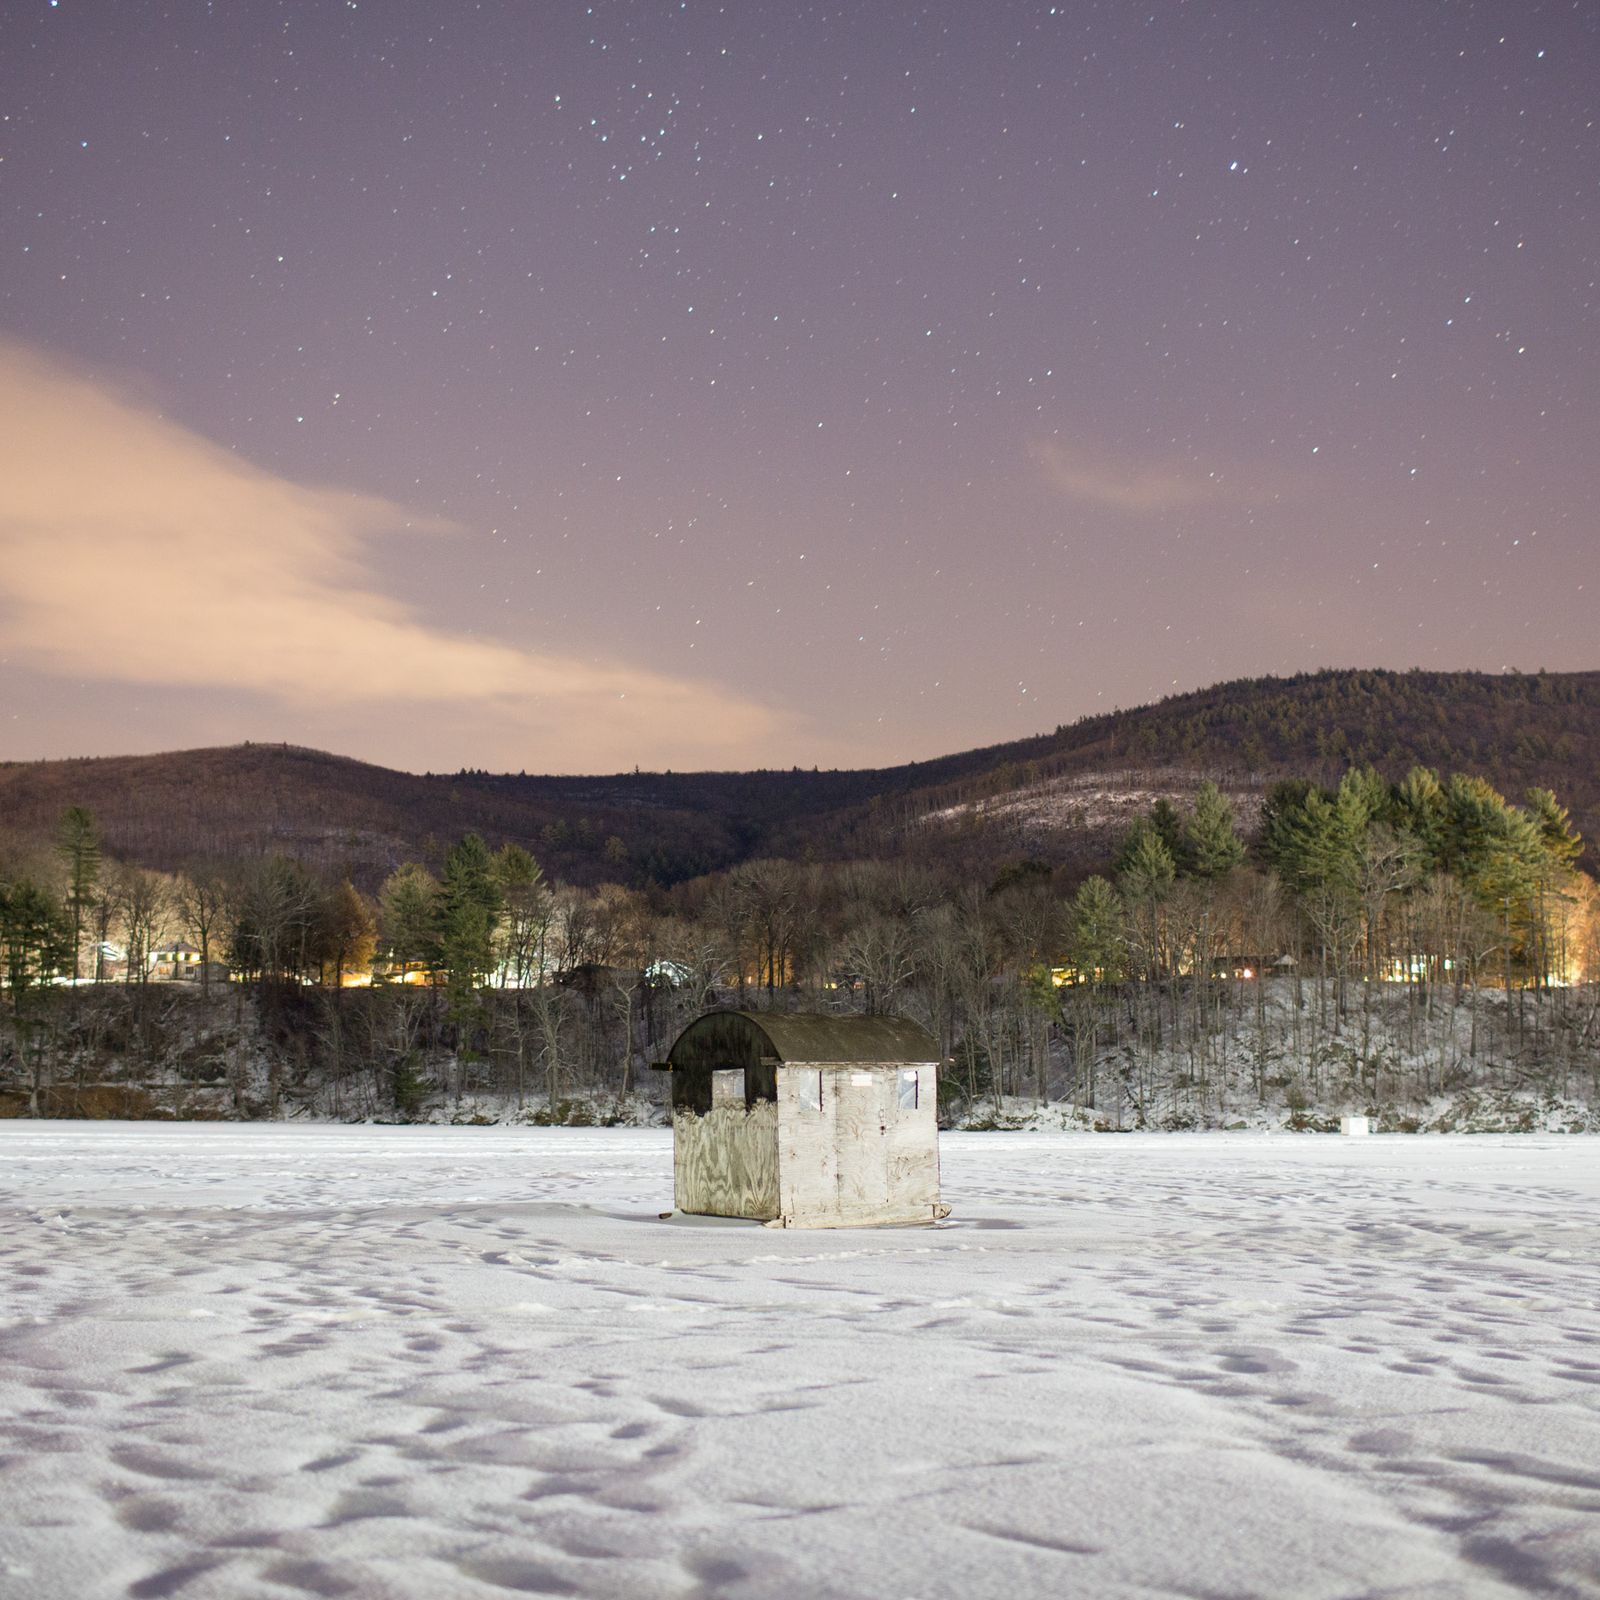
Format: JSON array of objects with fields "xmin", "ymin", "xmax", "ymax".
[{"xmin": 8, "ymin": 1086, "xmax": 1595, "ymax": 1135}]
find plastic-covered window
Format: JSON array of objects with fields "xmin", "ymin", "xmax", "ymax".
[
  {"xmin": 898, "ymin": 1070, "xmax": 919, "ymax": 1110},
  {"xmin": 711, "ymin": 1069, "xmax": 745, "ymax": 1104},
  {"xmin": 798, "ymin": 1070, "xmax": 822, "ymax": 1112}
]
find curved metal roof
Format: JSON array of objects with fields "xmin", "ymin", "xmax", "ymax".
[{"xmin": 665, "ymin": 1009, "xmax": 938, "ymax": 1068}]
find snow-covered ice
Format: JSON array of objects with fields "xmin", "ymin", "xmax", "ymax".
[{"xmin": 2, "ymin": 1126, "xmax": 1598, "ymax": 1600}]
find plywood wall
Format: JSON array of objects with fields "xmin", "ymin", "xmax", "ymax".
[{"xmin": 673, "ymin": 1101, "xmax": 780, "ymax": 1219}]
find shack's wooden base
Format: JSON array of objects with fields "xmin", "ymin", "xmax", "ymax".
[
  {"xmin": 658, "ymin": 1205, "xmax": 950, "ymax": 1228},
  {"xmin": 763, "ymin": 1203, "xmax": 952, "ymax": 1229}
]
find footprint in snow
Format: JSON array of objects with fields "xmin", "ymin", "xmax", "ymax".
[{"xmin": 110, "ymin": 1445, "xmax": 210, "ymax": 1482}]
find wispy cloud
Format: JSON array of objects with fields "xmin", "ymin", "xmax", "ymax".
[
  {"xmin": 0, "ymin": 341, "xmax": 788, "ymax": 769},
  {"xmin": 1030, "ymin": 439, "xmax": 1279, "ymax": 514}
]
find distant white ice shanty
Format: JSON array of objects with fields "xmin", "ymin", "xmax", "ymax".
[{"xmin": 657, "ymin": 1009, "xmax": 949, "ymax": 1227}]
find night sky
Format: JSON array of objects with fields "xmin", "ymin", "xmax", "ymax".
[{"xmin": 2, "ymin": 2, "xmax": 1595, "ymax": 774}]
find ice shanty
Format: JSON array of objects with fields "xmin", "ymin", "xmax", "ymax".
[{"xmin": 657, "ymin": 1010, "xmax": 947, "ymax": 1228}]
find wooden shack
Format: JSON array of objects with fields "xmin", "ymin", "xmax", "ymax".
[{"xmin": 658, "ymin": 1010, "xmax": 947, "ymax": 1228}]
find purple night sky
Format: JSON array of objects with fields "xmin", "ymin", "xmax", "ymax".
[{"xmin": 1, "ymin": 1, "xmax": 1594, "ymax": 773}]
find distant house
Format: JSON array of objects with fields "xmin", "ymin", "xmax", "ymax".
[
  {"xmin": 94, "ymin": 941, "xmax": 128, "ymax": 983},
  {"xmin": 645, "ymin": 958, "xmax": 694, "ymax": 988},
  {"xmin": 1208, "ymin": 955, "xmax": 1262, "ymax": 980},
  {"xmin": 148, "ymin": 941, "xmax": 202, "ymax": 980},
  {"xmin": 148, "ymin": 942, "xmax": 228, "ymax": 984}
]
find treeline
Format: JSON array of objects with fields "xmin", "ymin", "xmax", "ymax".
[{"xmin": 2, "ymin": 763, "xmax": 1596, "ymax": 1124}]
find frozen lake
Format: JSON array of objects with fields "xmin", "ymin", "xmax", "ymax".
[{"xmin": 2, "ymin": 1125, "xmax": 1598, "ymax": 1600}]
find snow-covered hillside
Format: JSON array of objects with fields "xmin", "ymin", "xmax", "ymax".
[
  {"xmin": 917, "ymin": 766, "xmax": 1265, "ymax": 845},
  {"xmin": 3, "ymin": 1125, "xmax": 1598, "ymax": 1598}
]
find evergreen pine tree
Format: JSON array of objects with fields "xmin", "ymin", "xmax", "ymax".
[
  {"xmin": 378, "ymin": 863, "xmax": 441, "ymax": 980},
  {"xmin": 1119, "ymin": 826, "xmax": 1176, "ymax": 901},
  {"xmin": 1149, "ymin": 798, "xmax": 1189, "ymax": 873},
  {"xmin": 438, "ymin": 834, "xmax": 503, "ymax": 992},
  {"xmin": 54, "ymin": 806, "xmax": 101, "ymax": 982},
  {"xmin": 0, "ymin": 876, "xmax": 74, "ymax": 1115},
  {"xmin": 1525, "ymin": 788, "xmax": 1583, "ymax": 871},
  {"xmin": 1393, "ymin": 766, "xmax": 1446, "ymax": 870},
  {"xmin": 1185, "ymin": 781, "xmax": 1245, "ymax": 880},
  {"xmin": 1069, "ymin": 875, "xmax": 1126, "ymax": 981},
  {"xmin": 1259, "ymin": 778, "xmax": 1317, "ymax": 876}
]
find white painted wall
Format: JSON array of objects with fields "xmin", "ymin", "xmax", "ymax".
[{"xmin": 775, "ymin": 1063, "xmax": 940, "ymax": 1226}]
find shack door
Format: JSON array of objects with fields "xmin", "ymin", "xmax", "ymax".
[{"xmin": 833, "ymin": 1070, "xmax": 892, "ymax": 1216}]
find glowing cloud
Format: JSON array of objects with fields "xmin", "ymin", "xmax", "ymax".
[
  {"xmin": 0, "ymin": 342, "xmax": 790, "ymax": 769},
  {"xmin": 1030, "ymin": 439, "xmax": 1279, "ymax": 515}
]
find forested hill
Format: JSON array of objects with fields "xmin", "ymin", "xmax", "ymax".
[
  {"xmin": 1, "ymin": 668, "xmax": 1595, "ymax": 885},
  {"xmin": 437, "ymin": 668, "xmax": 1600, "ymax": 875},
  {"xmin": 846, "ymin": 667, "xmax": 1600, "ymax": 862},
  {"xmin": 1043, "ymin": 668, "xmax": 1597, "ymax": 780}
]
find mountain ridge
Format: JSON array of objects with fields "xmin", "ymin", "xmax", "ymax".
[{"xmin": 3, "ymin": 668, "xmax": 1596, "ymax": 884}]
